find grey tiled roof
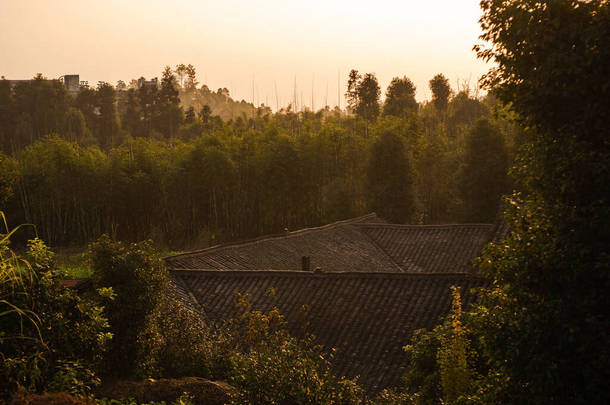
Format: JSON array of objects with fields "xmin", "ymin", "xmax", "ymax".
[
  {"xmin": 165, "ymin": 214, "xmax": 495, "ymax": 274},
  {"xmin": 356, "ymin": 224, "xmax": 493, "ymax": 273},
  {"xmin": 170, "ymin": 270, "xmax": 487, "ymax": 393},
  {"xmin": 164, "ymin": 215, "xmax": 503, "ymax": 393}
]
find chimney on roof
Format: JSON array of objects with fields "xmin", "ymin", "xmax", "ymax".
[{"xmin": 301, "ymin": 256, "xmax": 310, "ymax": 271}]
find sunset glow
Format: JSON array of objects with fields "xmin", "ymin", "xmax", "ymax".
[{"xmin": 1, "ymin": 0, "xmax": 488, "ymax": 109}]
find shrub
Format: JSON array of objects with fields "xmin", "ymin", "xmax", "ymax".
[
  {"xmin": 225, "ymin": 295, "xmax": 363, "ymax": 405},
  {"xmin": 48, "ymin": 360, "xmax": 101, "ymax": 397},
  {"xmin": 370, "ymin": 389, "xmax": 417, "ymax": 405},
  {"xmin": 96, "ymin": 393, "xmax": 194, "ymax": 405},
  {"xmin": 229, "ymin": 334, "xmax": 363, "ymax": 405},
  {"xmin": 1, "ymin": 227, "xmax": 111, "ymax": 400},
  {"xmin": 401, "ymin": 287, "xmax": 477, "ymax": 405},
  {"xmin": 89, "ymin": 236, "xmax": 168, "ymax": 379},
  {"xmin": 402, "ymin": 326, "xmax": 444, "ymax": 405},
  {"xmin": 157, "ymin": 296, "xmax": 212, "ymax": 378}
]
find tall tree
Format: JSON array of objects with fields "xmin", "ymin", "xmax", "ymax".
[
  {"xmin": 446, "ymin": 91, "xmax": 489, "ymax": 138},
  {"xmin": 12, "ymin": 74, "xmax": 70, "ymax": 142},
  {"xmin": 136, "ymin": 78, "xmax": 158, "ymax": 138},
  {"xmin": 458, "ymin": 118, "xmax": 508, "ymax": 222},
  {"xmin": 64, "ymin": 107, "xmax": 89, "ymax": 144},
  {"xmin": 470, "ymin": 1, "xmax": 610, "ymax": 403},
  {"xmin": 13, "ymin": 113, "xmax": 33, "ymax": 150},
  {"xmin": 345, "ymin": 69, "xmax": 361, "ymax": 113},
  {"xmin": 97, "ymin": 82, "xmax": 120, "ymax": 148},
  {"xmin": 184, "ymin": 64, "xmax": 198, "ymax": 92},
  {"xmin": 366, "ymin": 130, "xmax": 414, "ymax": 223},
  {"xmin": 355, "ymin": 73, "xmax": 381, "ymax": 124},
  {"xmin": 383, "ymin": 76, "xmax": 418, "ymax": 117},
  {"xmin": 0, "ymin": 79, "xmax": 15, "ymax": 153},
  {"xmin": 121, "ymin": 88, "xmax": 142, "ymax": 137},
  {"xmin": 155, "ymin": 67, "xmax": 183, "ymax": 138},
  {"xmin": 174, "ymin": 63, "xmax": 187, "ymax": 88},
  {"xmin": 75, "ymin": 86, "xmax": 99, "ymax": 136},
  {"xmin": 184, "ymin": 106, "xmax": 195, "ymax": 123},
  {"xmin": 429, "ymin": 74, "xmax": 451, "ymax": 113},
  {"xmin": 198, "ymin": 105, "xmax": 212, "ymax": 125},
  {"xmin": 415, "ymin": 132, "xmax": 456, "ymax": 224}
]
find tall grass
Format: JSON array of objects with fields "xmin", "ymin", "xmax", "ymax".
[{"xmin": 0, "ymin": 211, "xmax": 42, "ymax": 343}]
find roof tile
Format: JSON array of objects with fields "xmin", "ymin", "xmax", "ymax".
[{"xmin": 171, "ymin": 270, "xmax": 487, "ymax": 393}]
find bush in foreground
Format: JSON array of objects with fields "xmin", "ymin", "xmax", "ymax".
[{"xmin": 1, "ymin": 231, "xmax": 112, "ymax": 401}]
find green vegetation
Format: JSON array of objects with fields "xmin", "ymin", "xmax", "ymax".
[
  {"xmin": 2, "ymin": 0, "xmax": 608, "ymax": 403},
  {"xmin": 89, "ymin": 236, "xmax": 168, "ymax": 379},
  {"xmin": 458, "ymin": 118, "xmax": 508, "ymax": 222},
  {"xmin": 0, "ymin": 63, "xmax": 515, "ymax": 250},
  {"xmin": 468, "ymin": 1, "xmax": 610, "ymax": 403},
  {"xmin": 226, "ymin": 300, "xmax": 364, "ymax": 404},
  {"xmin": 96, "ymin": 394, "xmax": 194, "ymax": 405},
  {"xmin": 0, "ymin": 230, "xmax": 373, "ymax": 403},
  {"xmin": 57, "ymin": 251, "xmax": 93, "ymax": 278},
  {"xmin": 366, "ymin": 124, "xmax": 415, "ymax": 223},
  {"xmin": 396, "ymin": 1, "xmax": 610, "ymax": 404},
  {"xmin": 1, "ymin": 224, "xmax": 112, "ymax": 401}
]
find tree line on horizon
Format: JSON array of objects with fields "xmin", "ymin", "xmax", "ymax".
[{"xmin": 0, "ymin": 65, "xmax": 517, "ymax": 248}]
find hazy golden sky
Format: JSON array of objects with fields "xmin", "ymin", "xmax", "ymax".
[{"xmin": 1, "ymin": 0, "xmax": 489, "ymax": 109}]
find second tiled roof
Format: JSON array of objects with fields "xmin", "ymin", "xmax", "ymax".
[{"xmin": 165, "ymin": 214, "xmax": 496, "ymax": 274}]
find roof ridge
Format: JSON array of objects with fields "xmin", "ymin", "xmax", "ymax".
[
  {"xmin": 169, "ymin": 269, "xmax": 485, "ymax": 279},
  {"xmin": 487, "ymin": 217, "xmax": 510, "ymax": 243},
  {"xmin": 355, "ymin": 226, "xmax": 407, "ymax": 273},
  {"xmin": 164, "ymin": 213, "xmax": 379, "ymax": 261},
  {"xmin": 168, "ymin": 277, "xmax": 210, "ymax": 322},
  {"xmin": 354, "ymin": 223, "xmax": 493, "ymax": 229}
]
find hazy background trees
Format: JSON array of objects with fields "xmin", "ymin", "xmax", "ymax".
[
  {"xmin": 366, "ymin": 129, "xmax": 415, "ymax": 223},
  {"xmin": 383, "ymin": 76, "xmax": 418, "ymax": 118},
  {"xmin": 458, "ymin": 118, "xmax": 508, "ymax": 222},
  {"xmin": 0, "ymin": 64, "xmax": 516, "ymax": 249},
  {"xmin": 429, "ymin": 74, "xmax": 451, "ymax": 114}
]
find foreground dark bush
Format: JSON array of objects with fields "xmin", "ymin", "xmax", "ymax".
[
  {"xmin": 157, "ymin": 295, "xmax": 212, "ymax": 379},
  {"xmin": 89, "ymin": 236, "xmax": 168, "ymax": 379},
  {"xmin": 224, "ymin": 296, "xmax": 364, "ymax": 405},
  {"xmin": 1, "ymin": 236, "xmax": 111, "ymax": 401}
]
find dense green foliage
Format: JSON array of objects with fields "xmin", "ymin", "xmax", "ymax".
[
  {"xmin": 383, "ymin": 77, "xmax": 418, "ymax": 118},
  {"xmin": 366, "ymin": 125, "xmax": 415, "ymax": 223},
  {"xmin": 1, "ymin": 231, "xmax": 376, "ymax": 403},
  {"xmin": 89, "ymin": 237, "xmax": 168, "ymax": 379},
  {"xmin": 97, "ymin": 394, "xmax": 194, "ymax": 405},
  {"xmin": 86, "ymin": 239, "xmax": 371, "ymax": 404},
  {"xmin": 226, "ymin": 302, "xmax": 363, "ymax": 405},
  {"xmin": 0, "ymin": 230, "xmax": 112, "ymax": 401},
  {"xmin": 468, "ymin": 0, "xmax": 610, "ymax": 403},
  {"xmin": 458, "ymin": 118, "xmax": 508, "ymax": 222},
  {"xmin": 428, "ymin": 75, "xmax": 451, "ymax": 114},
  {"xmin": 0, "ymin": 66, "xmax": 514, "ymax": 249},
  {"xmin": 398, "ymin": 2, "xmax": 610, "ymax": 404},
  {"xmin": 402, "ymin": 288, "xmax": 481, "ymax": 405},
  {"xmin": 5, "ymin": 0, "xmax": 607, "ymax": 402}
]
